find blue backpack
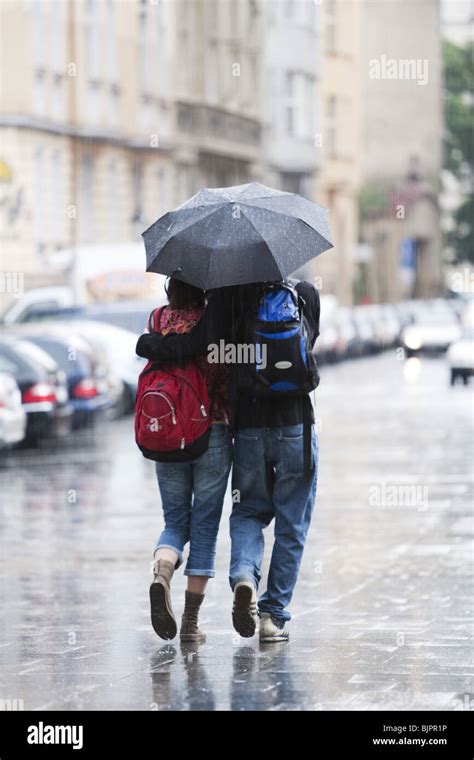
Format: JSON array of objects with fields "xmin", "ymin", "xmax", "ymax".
[{"xmin": 238, "ymin": 281, "xmax": 319, "ymax": 397}]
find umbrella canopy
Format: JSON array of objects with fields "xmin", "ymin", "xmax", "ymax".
[{"xmin": 142, "ymin": 182, "xmax": 333, "ymax": 290}]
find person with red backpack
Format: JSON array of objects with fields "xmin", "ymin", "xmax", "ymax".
[
  {"xmin": 138, "ymin": 279, "xmax": 321, "ymax": 643},
  {"xmin": 135, "ymin": 278, "xmax": 231, "ymax": 642}
]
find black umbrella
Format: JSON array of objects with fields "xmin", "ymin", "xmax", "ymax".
[{"xmin": 142, "ymin": 182, "xmax": 333, "ymax": 290}]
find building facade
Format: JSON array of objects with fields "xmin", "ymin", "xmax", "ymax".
[
  {"xmin": 173, "ymin": 0, "xmax": 263, "ymax": 200},
  {"xmin": 359, "ymin": 0, "xmax": 444, "ymax": 300},
  {"xmin": 0, "ymin": 0, "xmax": 176, "ymax": 293},
  {"xmin": 313, "ymin": 0, "xmax": 362, "ymax": 306},
  {"xmin": 263, "ymin": 0, "xmax": 319, "ymax": 199},
  {"xmin": 0, "ymin": 0, "xmax": 264, "ymax": 299}
]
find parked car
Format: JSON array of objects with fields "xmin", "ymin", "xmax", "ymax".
[
  {"xmin": 53, "ymin": 321, "xmax": 144, "ymax": 413},
  {"xmin": 335, "ymin": 307, "xmax": 360, "ymax": 359},
  {"xmin": 18, "ymin": 332, "xmax": 116, "ymax": 428},
  {"xmin": 374, "ymin": 304, "xmax": 401, "ymax": 348},
  {"xmin": 82, "ymin": 300, "xmax": 160, "ymax": 336},
  {"xmin": 0, "ymin": 372, "xmax": 26, "ymax": 448},
  {"xmin": 401, "ymin": 309, "xmax": 461, "ymax": 356},
  {"xmin": 352, "ymin": 306, "xmax": 378, "ymax": 355},
  {"xmin": 315, "ymin": 295, "xmax": 339, "ymax": 364},
  {"xmin": 1, "ymin": 286, "xmax": 76, "ymax": 326},
  {"xmin": 13, "ymin": 299, "xmax": 163, "ymax": 337},
  {"xmin": 446, "ymin": 328, "xmax": 474, "ymax": 385},
  {"xmin": 0, "ymin": 338, "xmax": 73, "ymax": 443}
]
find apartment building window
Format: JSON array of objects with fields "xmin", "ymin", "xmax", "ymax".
[
  {"xmin": 51, "ymin": 76, "xmax": 62, "ymax": 121},
  {"xmin": 176, "ymin": 164, "xmax": 193, "ymax": 205},
  {"xmin": 107, "ymin": 160, "xmax": 118, "ymax": 241},
  {"xmin": 248, "ymin": 52, "xmax": 258, "ymax": 109},
  {"xmin": 206, "ymin": 41, "xmax": 219, "ymax": 104},
  {"xmin": 32, "ymin": 0, "xmax": 45, "ymax": 67},
  {"xmin": 51, "ymin": 149, "xmax": 64, "ymax": 244},
  {"xmin": 285, "ymin": 0, "xmax": 307, "ymax": 25},
  {"xmin": 158, "ymin": 168, "xmax": 169, "ymax": 214},
  {"xmin": 106, "ymin": 0, "xmax": 117, "ymax": 78},
  {"xmin": 131, "ymin": 160, "xmax": 144, "ymax": 227},
  {"xmin": 86, "ymin": 0, "xmax": 100, "ymax": 80},
  {"xmin": 227, "ymin": 43, "xmax": 240, "ymax": 106},
  {"xmin": 230, "ymin": 0, "xmax": 239, "ymax": 37},
  {"xmin": 50, "ymin": 1, "xmax": 65, "ymax": 120},
  {"xmin": 32, "ymin": 0, "xmax": 46, "ymax": 116},
  {"xmin": 306, "ymin": 75, "xmax": 315, "ymax": 137},
  {"xmin": 286, "ymin": 72, "xmax": 295, "ymax": 135},
  {"xmin": 327, "ymin": 95, "xmax": 337, "ymax": 156},
  {"xmin": 139, "ymin": 1, "xmax": 150, "ymax": 94},
  {"xmin": 326, "ymin": 0, "xmax": 337, "ymax": 54},
  {"xmin": 106, "ymin": 0, "xmax": 118, "ymax": 124},
  {"xmin": 285, "ymin": 71, "xmax": 313, "ymax": 140},
  {"xmin": 306, "ymin": 0, "xmax": 316, "ymax": 29},
  {"xmin": 34, "ymin": 147, "xmax": 45, "ymax": 258},
  {"xmin": 280, "ymin": 171, "xmax": 309, "ymax": 196},
  {"xmin": 86, "ymin": 0, "xmax": 101, "ymax": 123},
  {"xmin": 51, "ymin": 0, "xmax": 65, "ymax": 72},
  {"xmin": 154, "ymin": 0, "xmax": 167, "ymax": 99},
  {"xmin": 177, "ymin": 12, "xmax": 194, "ymax": 97},
  {"xmin": 79, "ymin": 152, "xmax": 94, "ymax": 243}
]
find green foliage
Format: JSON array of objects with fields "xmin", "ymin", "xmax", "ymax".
[
  {"xmin": 447, "ymin": 195, "xmax": 474, "ymax": 264},
  {"xmin": 443, "ymin": 40, "xmax": 474, "ymax": 262},
  {"xmin": 444, "ymin": 40, "xmax": 473, "ymax": 171},
  {"xmin": 358, "ymin": 182, "xmax": 390, "ymax": 219}
]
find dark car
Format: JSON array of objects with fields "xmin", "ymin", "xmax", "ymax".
[
  {"xmin": 20, "ymin": 334, "xmax": 114, "ymax": 428},
  {"xmin": 0, "ymin": 338, "xmax": 73, "ymax": 443}
]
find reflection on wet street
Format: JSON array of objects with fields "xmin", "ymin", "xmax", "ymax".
[{"xmin": 1, "ymin": 352, "xmax": 473, "ymax": 710}]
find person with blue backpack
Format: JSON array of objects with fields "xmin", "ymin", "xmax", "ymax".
[{"xmin": 137, "ymin": 278, "xmax": 320, "ymax": 642}]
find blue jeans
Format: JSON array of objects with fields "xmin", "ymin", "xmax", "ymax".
[
  {"xmin": 229, "ymin": 424, "xmax": 318, "ymax": 623},
  {"xmin": 155, "ymin": 424, "xmax": 232, "ymax": 577}
]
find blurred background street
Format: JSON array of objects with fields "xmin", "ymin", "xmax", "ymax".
[
  {"xmin": 0, "ymin": 0, "xmax": 473, "ymax": 712},
  {"xmin": 0, "ymin": 349, "xmax": 472, "ymax": 710}
]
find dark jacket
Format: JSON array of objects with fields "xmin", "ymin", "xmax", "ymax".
[{"xmin": 136, "ymin": 281, "xmax": 320, "ymax": 429}]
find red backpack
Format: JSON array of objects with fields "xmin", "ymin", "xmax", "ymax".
[{"xmin": 135, "ymin": 307, "xmax": 211, "ymax": 462}]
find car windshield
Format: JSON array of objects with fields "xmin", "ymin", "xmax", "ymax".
[
  {"xmin": 26, "ymin": 338, "xmax": 91, "ymax": 377},
  {"xmin": 85, "ymin": 310, "xmax": 150, "ymax": 335},
  {"xmin": 16, "ymin": 341, "xmax": 58, "ymax": 372}
]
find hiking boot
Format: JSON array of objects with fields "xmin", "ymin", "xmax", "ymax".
[
  {"xmin": 150, "ymin": 558, "xmax": 177, "ymax": 640},
  {"xmin": 232, "ymin": 581, "xmax": 257, "ymax": 638},
  {"xmin": 180, "ymin": 590, "xmax": 206, "ymax": 643},
  {"xmin": 259, "ymin": 612, "xmax": 289, "ymax": 643}
]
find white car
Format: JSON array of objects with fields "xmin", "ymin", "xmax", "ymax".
[
  {"xmin": 0, "ymin": 372, "xmax": 27, "ymax": 447},
  {"xmin": 401, "ymin": 311, "xmax": 461, "ymax": 356},
  {"xmin": 447, "ymin": 328, "xmax": 474, "ymax": 385},
  {"xmin": 55, "ymin": 321, "xmax": 145, "ymax": 412}
]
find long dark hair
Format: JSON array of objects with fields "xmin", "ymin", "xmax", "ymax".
[{"xmin": 166, "ymin": 277, "xmax": 205, "ymax": 310}]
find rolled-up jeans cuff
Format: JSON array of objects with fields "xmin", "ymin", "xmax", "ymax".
[
  {"xmin": 154, "ymin": 543, "xmax": 184, "ymax": 570},
  {"xmin": 184, "ymin": 568, "xmax": 215, "ymax": 577}
]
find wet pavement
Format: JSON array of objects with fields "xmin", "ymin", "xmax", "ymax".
[{"xmin": 0, "ymin": 352, "xmax": 473, "ymax": 711}]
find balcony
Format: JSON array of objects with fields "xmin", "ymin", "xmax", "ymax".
[{"xmin": 176, "ymin": 102, "xmax": 261, "ymax": 149}]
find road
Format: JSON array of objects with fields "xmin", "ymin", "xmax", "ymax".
[{"xmin": 0, "ymin": 351, "xmax": 473, "ymax": 711}]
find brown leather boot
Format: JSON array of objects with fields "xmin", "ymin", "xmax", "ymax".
[
  {"xmin": 180, "ymin": 591, "xmax": 206, "ymax": 642},
  {"xmin": 150, "ymin": 558, "xmax": 177, "ymax": 640}
]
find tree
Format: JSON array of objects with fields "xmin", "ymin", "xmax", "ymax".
[{"xmin": 443, "ymin": 40, "xmax": 474, "ymax": 263}]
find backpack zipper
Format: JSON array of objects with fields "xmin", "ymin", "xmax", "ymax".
[{"xmin": 141, "ymin": 391, "xmax": 177, "ymax": 425}]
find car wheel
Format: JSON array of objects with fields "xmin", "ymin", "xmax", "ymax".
[{"xmin": 450, "ymin": 369, "xmax": 457, "ymax": 386}]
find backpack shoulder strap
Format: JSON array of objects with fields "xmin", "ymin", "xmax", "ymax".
[{"xmin": 148, "ymin": 306, "xmax": 166, "ymax": 334}]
